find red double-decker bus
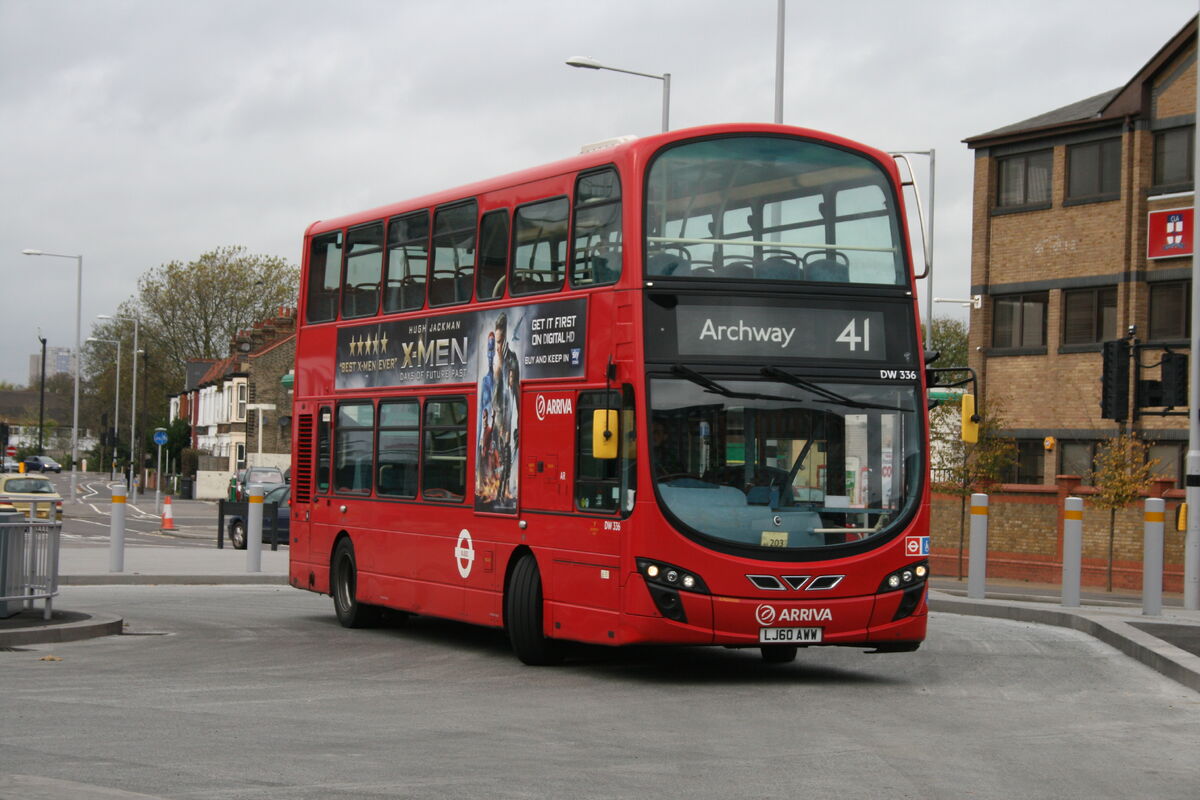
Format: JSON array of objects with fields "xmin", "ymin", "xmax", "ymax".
[{"xmin": 289, "ymin": 123, "xmax": 931, "ymax": 664}]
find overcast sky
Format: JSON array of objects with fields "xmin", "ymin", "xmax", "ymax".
[{"xmin": 2, "ymin": 0, "xmax": 1196, "ymax": 388}]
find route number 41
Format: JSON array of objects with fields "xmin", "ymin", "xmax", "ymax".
[{"xmin": 837, "ymin": 318, "xmax": 870, "ymax": 352}]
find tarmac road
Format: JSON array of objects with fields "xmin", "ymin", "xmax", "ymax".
[{"xmin": 1, "ymin": 584, "xmax": 1198, "ymax": 800}]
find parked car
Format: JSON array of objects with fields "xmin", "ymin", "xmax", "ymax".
[
  {"xmin": 2, "ymin": 456, "xmax": 19, "ymax": 472},
  {"xmin": 235, "ymin": 466, "xmax": 286, "ymax": 500},
  {"xmin": 22, "ymin": 455, "xmax": 62, "ymax": 473},
  {"xmin": 226, "ymin": 484, "xmax": 289, "ymax": 549},
  {"xmin": 0, "ymin": 474, "xmax": 63, "ymax": 519}
]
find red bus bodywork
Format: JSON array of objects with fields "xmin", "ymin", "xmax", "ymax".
[{"xmin": 289, "ymin": 123, "xmax": 930, "ymax": 662}]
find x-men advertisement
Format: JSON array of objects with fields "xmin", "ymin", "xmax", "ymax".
[{"xmin": 334, "ymin": 298, "xmax": 587, "ymax": 513}]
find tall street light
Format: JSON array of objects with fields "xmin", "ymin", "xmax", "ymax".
[
  {"xmin": 98, "ymin": 313, "xmax": 140, "ymax": 501},
  {"xmin": 22, "ymin": 249, "xmax": 82, "ymax": 504},
  {"xmin": 565, "ymin": 56, "xmax": 670, "ymax": 133},
  {"xmin": 87, "ymin": 336, "xmax": 122, "ymax": 479}
]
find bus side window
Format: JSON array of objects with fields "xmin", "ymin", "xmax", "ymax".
[
  {"xmin": 342, "ymin": 221, "xmax": 384, "ymax": 319},
  {"xmin": 377, "ymin": 400, "xmax": 420, "ymax": 498},
  {"xmin": 316, "ymin": 407, "xmax": 332, "ymax": 493},
  {"xmin": 306, "ymin": 232, "xmax": 342, "ymax": 323},
  {"xmin": 335, "ymin": 402, "xmax": 375, "ymax": 494},
  {"xmin": 571, "ymin": 168, "xmax": 622, "ymax": 287},
  {"xmin": 476, "ymin": 210, "xmax": 510, "ymax": 300},
  {"xmin": 385, "ymin": 211, "xmax": 429, "ymax": 313},
  {"xmin": 422, "ymin": 398, "xmax": 468, "ymax": 502},
  {"xmin": 512, "ymin": 197, "xmax": 569, "ymax": 296},
  {"xmin": 430, "ymin": 201, "xmax": 477, "ymax": 307},
  {"xmin": 575, "ymin": 387, "xmax": 636, "ymax": 514}
]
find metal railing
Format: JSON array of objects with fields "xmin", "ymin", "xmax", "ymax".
[{"xmin": 0, "ymin": 500, "xmax": 62, "ymax": 621}]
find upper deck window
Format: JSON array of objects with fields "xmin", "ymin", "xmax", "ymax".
[
  {"xmin": 385, "ymin": 211, "xmax": 428, "ymax": 313},
  {"xmin": 306, "ymin": 232, "xmax": 343, "ymax": 323},
  {"xmin": 430, "ymin": 201, "xmax": 477, "ymax": 307},
  {"xmin": 571, "ymin": 169, "xmax": 622, "ymax": 287},
  {"xmin": 512, "ymin": 197, "xmax": 569, "ymax": 295},
  {"xmin": 342, "ymin": 222, "xmax": 384, "ymax": 319},
  {"xmin": 645, "ymin": 136, "xmax": 905, "ymax": 286}
]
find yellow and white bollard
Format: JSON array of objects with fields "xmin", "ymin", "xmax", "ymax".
[
  {"xmin": 1143, "ymin": 498, "xmax": 1165, "ymax": 617},
  {"xmin": 1062, "ymin": 496, "xmax": 1084, "ymax": 607},
  {"xmin": 110, "ymin": 485, "xmax": 126, "ymax": 573},
  {"xmin": 967, "ymin": 493, "xmax": 989, "ymax": 599},
  {"xmin": 245, "ymin": 485, "xmax": 264, "ymax": 573}
]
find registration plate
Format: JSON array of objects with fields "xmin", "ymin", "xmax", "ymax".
[{"xmin": 759, "ymin": 627, "xmax": 823, "ymax": 643}]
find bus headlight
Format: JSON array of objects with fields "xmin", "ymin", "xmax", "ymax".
[
  {"xmin": 878, "ymin": 560, "xmax": 929, "ymax": 594},
  {"xmin": 637, "ymin": 558, "xmax": 709, "ymax": 594}
]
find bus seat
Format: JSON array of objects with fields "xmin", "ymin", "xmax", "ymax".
[
  {"xmin": 717, "ymin": 262, "xmax": 753, "ymax": 279},
  {"xmin": 647, "ymin": 252, "xmax": 690, "ymax": 276},
  {"xmin": 756, "ymin": 257, "xmax": 800, "ymax": 281},
  {"xmin": 806, "ymin": 258, "xmax": 849, "ymax": 282}
]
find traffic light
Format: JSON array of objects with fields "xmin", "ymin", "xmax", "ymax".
[
  {"xmin": 1161, "ymin": 351, "xmax": 1188, "ymax": 408},
  {"xmin": 1101, "ymin": 339, "xmax": 1130, "ymax": 420}
]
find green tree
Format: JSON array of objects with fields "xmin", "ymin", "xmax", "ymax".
[
  {"xmin": 926, "ymin": 316, "xmax": 969, "ymax": 368},
  {"xmin": 81, "ymin": 246, "xmax": 298, "ymax": 466},
  {"xmin": 1091, "ymin": 432, "xmax": 1157, "ymax": 592},
  {"xmin": 931, "ymin": 395, "xmax": 1017, "ymax": 579}
]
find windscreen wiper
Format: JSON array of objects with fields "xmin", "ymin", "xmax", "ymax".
[
  {"xmin": 671, "ymin": 365, "xmax": 796, "ymax": 404},
  {"xmin": 760, "ymin": 366, "xmax": 907, "ymax": 412}
]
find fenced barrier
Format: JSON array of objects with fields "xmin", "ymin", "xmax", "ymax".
[{"xmin": 0, "ymin": 501, "xmax": 62, "ymax": 621}]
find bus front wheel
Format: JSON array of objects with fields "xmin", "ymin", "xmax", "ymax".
[
  {"xmin": 505, "ymin": 554, "xmax": 561, "ymax": 666},
  {"xmin": 331, "ymin": 539, "xmax": 380, "ymax": 628}
]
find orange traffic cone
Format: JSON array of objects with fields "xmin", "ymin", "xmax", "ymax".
[{"xmin": 161, "ymin": 495, "xmax": 176, "ymax": 531}]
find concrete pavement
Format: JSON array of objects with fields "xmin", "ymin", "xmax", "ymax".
[{"xmin": 3, "ymin": 540, "xmax": 1199, "ymax": 694}]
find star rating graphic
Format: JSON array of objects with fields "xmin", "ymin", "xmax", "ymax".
[{"xmin": 349, "ymin": 330, "xmax": 389, "ymax": 356}]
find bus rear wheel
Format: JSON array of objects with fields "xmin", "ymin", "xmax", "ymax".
[
  {"xmin": 331, "ymin": 538, "xmax": 380, "ymax": 628},
  {"xmin": 760, "ymin": 645, "xmax": 798, "ymax": 663},
  {"xmin": 506, "ymin": 554, "xmax": 561, "ymax": 666}
]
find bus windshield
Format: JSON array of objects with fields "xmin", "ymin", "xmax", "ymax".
[
  {"xmin": 649, "ymin": 375, "xmax": 922, "ymax": 553},
  {"xmin": 645, "ymin": 135, "xmax": 906, "ymax": 285}
]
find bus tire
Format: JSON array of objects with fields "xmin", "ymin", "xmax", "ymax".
[
  {"xmin": 506, "ymin": 553, "xmax": 560, "ymax": 666},
  {"xmin": 760, "ymin": 645, "xmax": 798, "ymax": 664},
  {"xmin": 331, "ymin": 538, "xmax": 380, "ymax": 628},
  {"xmin": 229, "ymin": 520, "xmax": 246, "ymax": 550}
]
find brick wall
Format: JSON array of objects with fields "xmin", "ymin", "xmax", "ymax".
[{"xmin": 931, "ymin": 475, "xmax": 1186, "ymax": 592}]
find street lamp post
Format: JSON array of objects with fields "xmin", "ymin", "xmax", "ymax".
[
  {"xmin": 98, "ymin": 313, "xmax": 140, "ymax": 501},
  {"xmin": 565, "ymin": 56, "xmax": 671, "ymax": 133},
  {"xmin": 22, "ymin": 249, "xmax": 82, "ymax": 503},
  {"xmin": 87, "ymin": 336, "xmax": 121, "ymax": 479}
]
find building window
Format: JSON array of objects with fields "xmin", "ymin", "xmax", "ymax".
[
  {"xmin": 996, "ymin": 150, "xmax": 1052, "ymax": 209},
  {"xmin": 1060, "ymin": 441, "xmax": 1096, "ymax": 484},
  {"xmin": 1154, "ymin": 126, "xmax": 1194, "ymax": 188},
  {"xmin": 1066, "ymin": 138, "xmax": 1121, "ymax": 201},
  {"xmin": 992, "ymin": 292, "xmax": 1047, "ymax": 349},
  {"xmin": 1148, "ymin": 442, "xmax": 1182, "ymax": 488},
  {"xmin": 1062, "ymin": 286, "xmax": 1116, "ymax": 345},
  {"xmin": 236, "ymin": 382, "xmax": 247, "ymax": 422},
  {"xmin": 1006, "ymin": 439, "xmax": 1045, "ymax": 484},
  {"xmin": 1149, "ymin": 281, "xmax": 1190, "ymax": 340}
]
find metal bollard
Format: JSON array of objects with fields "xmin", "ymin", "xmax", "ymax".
[
  {"xmin": 1143, "ymin": 498, "xmax": 1165, "ymax": 616},
  {"xmin": 1062, "ymin": 496, "xmax": 1084, "ymax": 607},
  {"xmin": 967, "ymin": 493, "xmax": 988, "ymax": 599},
  {"xmin": 110, "ymin": 485, "xmax": 126, "ymax": 573},
  {"xmin": 246, "ymin": 485, "xmax": 264, "ymax": 573}
]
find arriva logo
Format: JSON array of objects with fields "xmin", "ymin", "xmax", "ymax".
[
  {"xmin": 755, "ymin": 604, "xmax": 833, "ymax": 625},
  {"xmin": 535, "ymin": 394, "xmax": 573, "ymax": 421}
]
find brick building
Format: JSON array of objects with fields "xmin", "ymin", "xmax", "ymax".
[
  {"xmin": 963, "ymin": 16, "xmax": 1198, "ymax": 486},
  {"xmin": 169, "ymin": 309, "xmax": 296, "ymax": 492}
]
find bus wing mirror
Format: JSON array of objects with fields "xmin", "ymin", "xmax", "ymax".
[
  {"xmin": 960, "ymin": 393, "xmax": 979, "ymax": 444},
  {"xmin": 593, "ymin": 410, "xmax": 618, "ymax": 460}
]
